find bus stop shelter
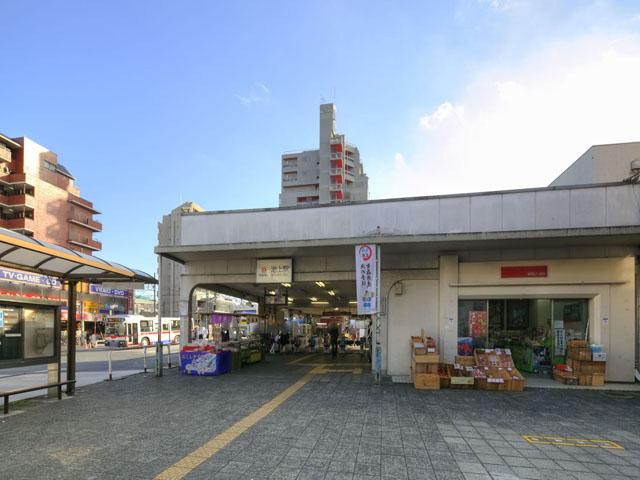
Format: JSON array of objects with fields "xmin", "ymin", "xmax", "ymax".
[{"xmin": 0, "ymin": 228, "xmax": 156, "ymax": 396}]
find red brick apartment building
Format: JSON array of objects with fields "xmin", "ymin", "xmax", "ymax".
[{"xmin": 0, "ymin": 133, "xmax": 102, "ymax": 255}]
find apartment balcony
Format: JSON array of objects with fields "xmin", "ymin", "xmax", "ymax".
[
  {"xmin": 68, "ymin": 235, "xmax": 102, "ymax": 251},
  {"xmin": 330, "ymin": 159, "xmax": 343, "ymax": 169},
  {"xmin": 329, "ymin": 184, "xmax": 343, "ymax": 192},
  {"xmin": 68, "ymin": 215, "xmax": 103, "ymax": 232},
  {"xmin": 282, "ymin": 163, "xmax": 298, "ymax": 171},
  {"xmin": 68, "ymin": 193, "xmax": 101, "ymax": 214},
  {"xmin": 1, "ymin": 216, "xmax": 35, "ymax": 234},
  {"xmin": 0, "ymin": 193, "xmax": 35, "ymax": 208},
  {"xmin": 330, "ymin": 168, "xmax": 344, "ymax": 176},
  {"xmin": 283, "ymin": 176, "xmax": 298, "ymax": 184},
  {"xmin": 345, "ymin": 170, "xmax": 355, "ymax": 181},
  {"xmin": 0, "ymin": 144, "xmax": 11, "ymax": 163},
  {"xmin": 330, "ymin": 152, "xmax": 342, "ymax": 160},
  {"xmin": 330, "ymin": 143, "xmax": 343, "ymax": 153},
  {"xmin": 345, "ymin": 156, "xmax": 355, "ymax": 168}
]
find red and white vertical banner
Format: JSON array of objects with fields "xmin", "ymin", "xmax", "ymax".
[{"xmin": 355, "ymin": 244, "xmax": 378, "ymax": 315}]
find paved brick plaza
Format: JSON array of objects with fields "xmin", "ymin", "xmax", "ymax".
[{"xmin": 1, "ymin": 354, "xmax": 640, "ymax": 480}]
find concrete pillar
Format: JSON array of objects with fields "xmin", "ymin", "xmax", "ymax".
[
  {"xmin": 179, "ymin": 275, "xmax": 196, "ymax": 346},
  {"xmin": 439, "ymin": 255, "xmax": 459, "ymax": 363}
]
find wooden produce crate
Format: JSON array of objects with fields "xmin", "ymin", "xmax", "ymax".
[
  {"xmin": 411, "ymin": 336, "xmax": 427, "ymax": 354},
  {"xmin": 474, "ymin": 348, "xmax": 515, "ymax": 368},
  {"xmin": 577, "ymin": 374, "xmax": 593, "ymax": 386},
  {"xmin": 413, "ymin": 351, "xmax": 440, "ymax": 364},
  {"xmin": 451, "ymin": 360, "xmax": 475, "ymax": 389},
  {"xmin": 567, "ymin": 358, "xmax": 606, "ymax": 375},
  {"xmin": 414, "ymin": 373, "xmax": 440, "ymax": 390},
  {"xmin": 567, "ymin": 347, "xmax": 592, "ymax": 361},
  {"xmin": 438, "ymin": 364, "xmax": 451, "ymax": 388},
  {"xmin": 553, "ymin": 369, "xmax": 578, "ymax": 385},
  {"xmin": 455, "ymin": 355, "xmax": 475, "ymax": 367},
  {"xmin": 592, "ymin": 373, "xmax": 605, "ymax": 386},
  {"xmin": 504, "ymin": 369, "xmax": 525, "ymax": 392},
  {"xmin": 412, "ymin": 359, "xmax": 438, "ymax": 374}
]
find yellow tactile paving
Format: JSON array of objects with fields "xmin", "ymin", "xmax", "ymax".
[
  {"xmin": 153, "ymin": 372, "xmax": 315, "ymax": 480},
  {"xmin": 523, "ymin": 435, "xmax": 624, "ymax": 449}
]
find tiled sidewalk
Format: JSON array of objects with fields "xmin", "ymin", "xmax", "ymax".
[{"xmin": 1, "ymin": 354, "xmax": 639, "ymax": 480}]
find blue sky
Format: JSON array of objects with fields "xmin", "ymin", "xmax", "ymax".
[{"xmin": 2, "ymin": 0, "xmax": 640, "ymax": 275}]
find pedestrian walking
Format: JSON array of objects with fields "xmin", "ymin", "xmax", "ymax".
[{"xmin": 329, "ymin": 322, "xmax": 339, "ymax": 359}]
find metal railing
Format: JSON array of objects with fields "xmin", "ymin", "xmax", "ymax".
[{"xmin": 106, "ymin": 343, "xmax": 177, "ymax": 380}]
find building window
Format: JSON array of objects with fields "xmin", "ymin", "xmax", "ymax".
[{"xmin": 43, "ymin": 160, "xmax": 56, "ymax": 172}]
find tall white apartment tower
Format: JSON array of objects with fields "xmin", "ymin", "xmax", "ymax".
[{"xmin": 279, "ymin": 103, "xmax": 369, "ymax": 207}]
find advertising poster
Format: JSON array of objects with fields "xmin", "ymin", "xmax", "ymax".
[
  {"xmin": 355, "ymin": 244, "xmax": 377, "ymax": 315},
  {"xmin": 468, "ymin": 311, "xmax": 488, "ymax": 338}
]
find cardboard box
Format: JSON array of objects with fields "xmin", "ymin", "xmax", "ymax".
[
  {"xmin": 570, "ymin": 359, "xmax": 606, "ymax": 375},
  {"xmin": 414, "ymin": 373, "xmax": 440, "ymax": 390},
  {"xmin": 568, "ymin": 339, "xmax": 588, "ymax": 348},
  {"xmin": 412, "ymin": 359, "xmax": 438, "ymax": 374},
  {"xmin": 567, "ymin": 347, "xmax": 592, "ymax": 361},
  {"xmin": 578, "ymin": 374, "xmax": 592, "ymax": 386},
  {"xmin": 592, "ymin": 373, "xmax": 605, "ymax": 386}
]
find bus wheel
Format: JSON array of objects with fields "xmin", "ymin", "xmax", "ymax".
[
  {"xmin": 141, "ymin": 337, "xmax": 150, "ymax": 346},
  {"xmin": 174, "ymin": 335, "xmax": 180, "ymax": 344}
]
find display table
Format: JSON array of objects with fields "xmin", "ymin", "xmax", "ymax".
[{"xmin": 179, "ymin": 345, "xmax": 232, "ymax": 376}]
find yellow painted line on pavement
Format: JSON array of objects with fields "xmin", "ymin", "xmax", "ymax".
[
  {"xmin": 523, "ymin": 435, "xmax": 624, "ymax": 449},
  {"xmin": 287, "ymin": 353, "xmax": 319, "ymax": 365},
  {"xmin": 155, "ymin": 361, "xmax": 370, "ymax": 479}
]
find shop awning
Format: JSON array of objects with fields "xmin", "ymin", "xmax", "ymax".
[{"xmin": 0, "ymin": 227, "xmax": 156, "ymax": 284}]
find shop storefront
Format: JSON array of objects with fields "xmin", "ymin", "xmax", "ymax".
[{"xmin": 156, "ymin": 181, "xmax": 640, "ymax": 385}]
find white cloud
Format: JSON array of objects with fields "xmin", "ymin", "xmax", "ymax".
[
  {"xmin": 376, "ymin": 33, "xmax": 640, "ymax": 199},
  {"xmin": 418, "ymin": 102, "xmax": 464, "ymax": 131},
  {"xmin": 234, "ymin": 82, "xmax": 271, "ymax": 106},
  {"xmin": 393, "ymin": 153, "xmax": 407, "ymax": 169}
]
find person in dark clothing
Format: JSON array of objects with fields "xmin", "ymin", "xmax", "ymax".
[{"xmin": 329, "ymin": 323, "xmax": 340, "ymax": 359}]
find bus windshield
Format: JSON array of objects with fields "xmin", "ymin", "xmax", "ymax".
[{"xmin": 105, "ymin": 320, "xmax": 125, "ymax": 336}]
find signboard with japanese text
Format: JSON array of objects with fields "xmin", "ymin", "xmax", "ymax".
[
  {"xmin": 355, "ymin": 244, "xmax": 378, "ymax": 315},
  {"xmin": 256, "ymin": 259, "xmax": 293, "ymax": 283},
  {"xmin": 501, "ymin": 265, "xmax": 548, "ymax": 278}
]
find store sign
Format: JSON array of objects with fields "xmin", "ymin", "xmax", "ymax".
[
  {"xmin": 89, "ymin": 284, "xmax": 129, "ymax": 297},
  {"xmin": 501, "ymin": 265, "xmax": 547, "ymax": 278},
  {"xmin": 256, "ymin": 259, "xmax": 292, "ymax": 283},
  {"xmin": 355, "ymin": 244, "xmax": 378, "ymax": 315},
  {"xmin": 0, "ymin": 267, "xmax": 61, "ymax": 288}
]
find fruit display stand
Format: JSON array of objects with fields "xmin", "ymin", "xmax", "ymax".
[
  {"xmin": 411, "ymin": 335, "xmax": 440, "ymax": 390},
  {"xmin": 410, "ymin": 337, "xmax": 525, "ymax": 392}
]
